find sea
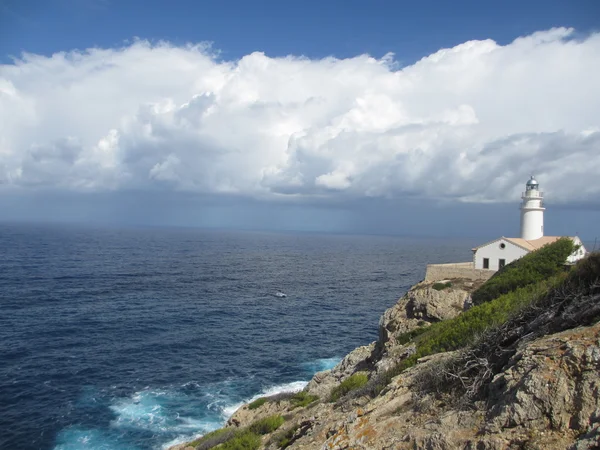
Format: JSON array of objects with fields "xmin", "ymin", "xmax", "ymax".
[{"xmin": 0, "ymin": 223, "xmax": 480, "ymax": 450}]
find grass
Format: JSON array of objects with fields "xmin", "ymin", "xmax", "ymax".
[
  {"xmin": 289, "ymin": 391, "xmax": 319, "ymax": 408},
  {"xmin": 188, "ymin": 428, "xmax": 235, "ymax": 450},
  {"xmin": 395, "ymin": 326, "xmax": 428, "ymax": 345},
  {"xmin": 188, "ymin": 415, "xmax": 284, "ymax": 449},
  {"xmin": 432, "ymin": 281, "xmax": 452, "ymax": 291},
  {"xmin": 369, "ymin": 246, "xmax": 594, "ymax": 398},
  {"xmin": 248, "ymin": 414, "xmax": 285, "ymax": 435},
  {"xmin": 369, "ymin": 273, "xmax": 566, "ymax": 397},
  {"xmin": 219, "ymin": 430, "xmax": 262, "ymax": 450},
  {"xmin": 471, "ymin": 237, "xmax": 574, "ymax": 305},
  {"xmin": 248, "ymin": 397, "xmax": 267, "ymax": 410},
  {"xmin": 329, "ymin": 372, "xmax": 369, "ymax": 402},
  {"xmin": 274, "ymin": 424, "xmax": 299, "ymax": 449}
]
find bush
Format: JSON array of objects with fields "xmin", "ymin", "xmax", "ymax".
[
  {"xmin": 395, "ymin": 326, "xmax": 428, "ymax": 345},
  {"xmin": 248, "ymin": 414, "xmax": 285, "ymax": 435},
  {"xmin": 427, "ymin": 253, "xmax": 600, "ymax": 401},
  {"xmin": 415, "ymin": 280, "xmax": 558, "ymax": 356},
  {"xmin": 369, "ymin": 273, "xmax": 565, "ymax": 397},
  {"xmin": 290, "ymin": 391, "xmax": 319, "ymax": 408},
  {"xmin": 219, "ymin": 430, "xmax": 261, "ymax": 450},
  {"xmin": 329, "ymin": 372, "xmax": 369, "ymax": 402},
  {"xmin": 471, "ymin": 237, "xmax": 574, "ymax": 305},
  {"xmin": 274, "ymin": 424, "xmax": 299, "ymax": 449},
  {"xmin": 248, "ymin": 397, "xmax": 267, "ymax": 410},
  {"xmin": 189, "ymin": 428, "xmax": 235, "ymax": 450},
  {"xmin": 189, "ymin": 414, "xmax": 284, "ymax": 449},
  {"xmin": 432, "ymin": 282, "xmax": 452, "ymax": 291}
]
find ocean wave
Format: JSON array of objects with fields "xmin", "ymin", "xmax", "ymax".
[
  {"xmin": 301, "ymin": 357, "xmax": 341, "ymax": 373},
  {"xmin": 54, "ymin": 362, "xmax": 331, "ymax": 449},
  {"xmin": 54, "ymin": 427, "xmax": 131, "ymax": 450},
  {"xmin": 109, "ymin": 388, "xmax": 221, "ymax": 434}
]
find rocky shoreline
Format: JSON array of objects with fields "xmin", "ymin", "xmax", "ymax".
[{"xmin": 171, "ymin": 257, "xmax": 600, "ymax": 450}]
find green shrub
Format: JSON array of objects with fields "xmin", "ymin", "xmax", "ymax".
[
  {"xmin": 189, "ymin": 415, "xmax": 284, "ymax": 449},
  {"xmin": 472, "ymin": 237, "xmax": 574, "ymax": 305},
  {"xmin": 290, "ymin": 391, "xmax": 319, "ymax": 408},
  {"xmin": 414, "ymin": 280, "xmax": 554, "ymax": 355},
  {"xmin": 219, "ymin": 430, "xmax": 261, "ymax": 450},
  {"xmin": 395, "ymin": 326, "xmax": 428, "ymax": 345},
  {"xmin": 189, "ymin": 428, "xmax": 235, "ymax": 450},
  {"xmin": 432, "ymin": 282, "xmax": 452, "ymax": 291},
  {"xmin": 274, "ymin": 424, "xmax": 299, "ymax": 449},
  {"xmin": 367, "ymin": 361, "xmax": 414, "ymax": 398},
  {"xmin": 430, "ymin": 253, "xmax": 600, "ymax": 400},
  {"xmin": 248, "ymin": 397, "xmax": 267, "ymax": 410},
  {"xmin": 370, "ymin": 273, "xmax": 565, "ymax": 396},
  {"xmin": 248, "ymin": 414, "xmax": 285, "ymax": 435},
  {"xmin": 329, "ymin": 372, "xmax": 369, "ymax": 402}
]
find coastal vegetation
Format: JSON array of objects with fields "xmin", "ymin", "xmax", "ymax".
[
  {"xmin": 432, "ymin": 281, "xmax": 452, "ymax": 290},
  {"xmin": 188, "ymin": 428, "xmax": 236, "ymax": 450},
  {"xmin": 367, "ymin": 244, "xmax": 596, "ymax": 400},
  {"xmin": 289, "ymin": 391, "xmax": 319, "ymax": 408},
  {"xmin": 329, "ymin": 372, "xmax": 368, "ymax": 402},
  {"xmin": 248, "ymin": 415, "xmax": 285, "ymax": 435},
  {"xmin": 471, "ymin": 237, "xmax": 575, "ymax": 305},
  {"xmin": 247, "ymin": 390, "xmax": 319, "ymax": 412},
  {"xmin": 248, "ymin": 398, "xmax": 267, "ymax": 410},
  {"xmin": 187, "ymin": 414, "xmax": 285, "ymax": 450},
  {"xmin": 219, "ymin": 431, "xmax": 261, "ymax": 450},
  {"xmin": 273, "ymin": 424, "xmax": 298, "ymax": 449},
  {"xmin": 339, "ymin": 239, "xmax": 587, "ymax": 400}
]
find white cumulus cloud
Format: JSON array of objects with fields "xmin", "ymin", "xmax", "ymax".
[{"xmin": 1, "ymin": 29, "xmax": 599, "ymax": 204}]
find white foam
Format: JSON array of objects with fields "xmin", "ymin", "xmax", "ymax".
[
  {"xmin": 311, "ymin": 357, "xmax": 342, "ymax": 372},
  {"xmin": 259, "ymin": 380, "xmax": 308, "ymax": 397},
  {"xmin": 109, "ymin": 388, "xmax": 222, "ymax": 436},
  {"xmin": 62, "ymin": 379, "xmax": 313, "ymax": 449},
  {"xmin": 53, "ymin": 427, "xmax": 126, "ymax": 450},
  {"xmin": 110, "ymin": 390, "xmax": 168, "ymax": 431}
]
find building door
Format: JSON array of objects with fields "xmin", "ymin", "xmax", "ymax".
[
  {"xmin": 499, "ymin": 259, "xmax": 506, "ymax": 269},
  {"xmin": 483, "ymin": 258, "xmax": 489, "ymax": 269}
]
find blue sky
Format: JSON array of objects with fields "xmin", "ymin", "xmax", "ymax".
[
  {"xmin": 1, "ymin": 0, "xmax": 600, "ymax": 239},
  {"xmin": 2, "ymin": 0, "xmax": 599, "ymax": 63}
]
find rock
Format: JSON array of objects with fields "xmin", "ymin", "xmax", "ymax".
[
  {"xmin": 168, "ymin": 445, "xmax": 195, "ymax": 450},
  {"xmin": 306, "ymin": 343, "xmax": 375, "ymax": 398},
  {"xmin": 378, "ymin": 283, "xmax": 470, "ymax": 350},
  {"xmin": 227, "ymin": 396, "xmax": 294, "ymax": 429},
  {"xmin": 486, "ymin": 323, "xmax": 600, "ymax": 438},
  {"xmin": 295, "ymin": 323, "xmax": 600, "ymax": 450}
]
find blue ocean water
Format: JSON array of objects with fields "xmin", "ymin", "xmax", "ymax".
[{"xmin": 0, "ymin": 223, "xmax": 479, "ymax": 450}]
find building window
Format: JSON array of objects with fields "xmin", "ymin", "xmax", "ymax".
[
  {"xmin": 483, "ymin": 258, "xmax": 489, "ymax": 269},
  {"xmin": 499, "ymin": 259, "xmax": 506, "ymax": 269},
  {"xmin": 500, "ymin": 243, "xmax": 506, "ymax": 249}
]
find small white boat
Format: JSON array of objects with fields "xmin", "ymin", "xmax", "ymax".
[{"xmin": 274, "ymin": 291, "xmax": 287, "ymax": 298}]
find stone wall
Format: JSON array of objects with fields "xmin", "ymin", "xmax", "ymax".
[{"xmin": 424, "ymin": 262, "xmax": 495, "ymax": 282}]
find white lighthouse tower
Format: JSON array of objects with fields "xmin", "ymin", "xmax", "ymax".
[
  {"xmin": 520, "ymin": 175, "xmax": 545, "ymax": 240},
  {"xmin": 468, "ymin": 175, "xmax": 587, "ymax": 273}
]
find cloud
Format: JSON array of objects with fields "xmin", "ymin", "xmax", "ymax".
[{"xmin": 1, "ymin": 29, "xmax": 599, "ymax": 204}]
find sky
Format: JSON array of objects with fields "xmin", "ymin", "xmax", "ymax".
[{"xmin": 1, "ymin": 0, "xmax": 600, "ymax": 239}]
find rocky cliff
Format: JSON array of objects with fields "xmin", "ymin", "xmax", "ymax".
[{"xmin": 172, "ymin": 255, "xmax": 600, "ymax": 450}]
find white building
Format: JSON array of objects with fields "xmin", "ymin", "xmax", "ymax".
[{"xmin": 472, "ymin": 176, "xmax": 587, "ymax": 271}]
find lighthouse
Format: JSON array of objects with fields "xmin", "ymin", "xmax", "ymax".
[
  {"xmin": 520, "ymin": 175, "xmax": 545, "ymax": 240},
  {"xmin": 466, "ymin": 175, "xmax": 586, "ymax": 273}
]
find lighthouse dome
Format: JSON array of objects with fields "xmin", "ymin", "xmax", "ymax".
[{"xmin": 526, "ymin": 176, "xmax": 539, "ymax": 190}]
